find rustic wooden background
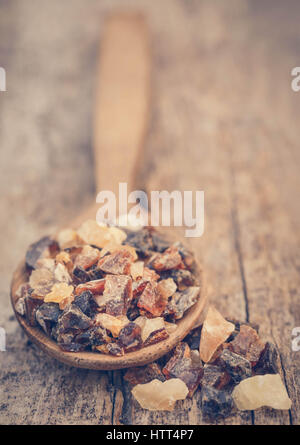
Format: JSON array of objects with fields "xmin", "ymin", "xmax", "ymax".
[{"xmin": 0, "ymin": 0, "xmax": 299, "ymax": 425}]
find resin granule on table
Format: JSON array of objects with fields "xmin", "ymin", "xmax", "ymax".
[{"xmin": 125, "ymin": 307, "xmax": 291, "ymax": 420}]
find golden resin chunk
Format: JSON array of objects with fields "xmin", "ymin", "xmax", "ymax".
[
  {"xmin": 232, "ymin": 374, "xmax": 292, "ymax": 410},
  {"xmin": 95, "ymin": 313, "xmax": 128, "ymax": 337},
  {"xmin": 44, "ymin": 282, "xmax": 74, "ymax": 304},
  {"xmin": 132, "ymin": 378, "xmax": 188, "ymax": 411},
  {"xmin": 200, "ymin": 306, "xmax": 235, "ymax": 362}
]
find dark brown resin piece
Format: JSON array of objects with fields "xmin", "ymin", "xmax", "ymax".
[
  {"xmin": 118, "ymin": 322, "xmax": 142, "ymax": 351},
  {"xmin": 218, "ymin": 349, "xmax": 252, "ymax": 384},
  {"xmin": 125, "ymin": 228, "xmax": 154, "ymax": 257},
  {"xmin": 107, "ymin": 342, "xmax": 124, "ymax": 356},
  {"xmin": 200, "ymin": 385, "xmax": 234, "ymax": 420},
  {"xmin": 163, "ymin": 342, "xmax": 203, "ymax": 397},
  {"xmin": 73, "ymin": 266, "xmax": 90, "ymax": 283},
  {"xmin": 24, "ymin": 295, "xmax": 44, "ymax": 326},
  {"xmin": 201, "ymin": 364, "xmax": 231, "ymax": 390},
  {"xmin": 73, "ymin": 290, "xmax": 97, "ymax": 318},
  {"xmin": 26, "ymin": 236, "xmax": 58, "ymax": 269},
  {"xmin": 253, "ymin": 342, "xmax": 279, "ymax": 375},
  {"xmin": 124, "ymin": 363, "xmax": 165, "ymax": 385},
  {"xmin": 144, "ymin": 327, "xmax": 169, "ymax": 346},
  {"xmin": 168, "ymin": 286, "xmax": 200, "ymax": 319},
  {"xmin": 36, "ymin": 303, "xmax": 62, "ymax": 335},
  {"xmin": 57, "ymin": 305, "xmax": 93, "ymax": 334},
  {"xmin": 173, "ymin": 242, "xmax": 196, "ymax": 268},
  {"xmin": 161, "ymin": 269, "xmax": 196, "ymax": 290}
]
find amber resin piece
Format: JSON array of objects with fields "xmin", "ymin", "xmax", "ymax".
[
  {"xmin": 29, "ymin": 268, "xmax": 55, "ymax": 297},
  {"xmin": 132, "ymin": 315, "xmax": 147, "ymax": 330},
  {"xmin": 138, "ymin": 282, "xmax": 168, "ymax": 317},
  {"xmin": 75, "ymin": 279, "xmax": 105, "ymax": 296},
  {"xmin": 35, "ymin": 258, "xmax": 56, "ymax": 272},
  {"xmin": 157, "ymin": 278, "xmax": 177, "ymax": 298},
  {"xmin": 232, "ymin": 374, "xmax": 292, "ymax": 410},
  {"xmin": 74, "ymin": 245, "xmax": 100, "ymax": 270},
  {"xmin": 115, "ymin": 244, "xmax": 138, "ymax": 261},
  {"xmin": 229, "ymin": 325, "xmax": 265, "ymax": 366},
  {"xmin": 96, "ymin": 342, "xmax": 124, "ymax": 356},
  {"xmin": 151, "ymin": 247, "xmax": 182, "ymax": 271},
  {"xmin": 108, "ymin": 227, "xmax": 127, "ymax": 245},
  {"xmin": 200, "ymin": 306, "xmax": 235, "ymax": 363},
  {"xmin": 169, "ymin": 286, "xmax": 200, "ymax": 319},
  {"xmin": 173, "ymin": 242, "xmax": 195, "ymax": 268},
  {"xmin": 102, "ymin": 275, "xmax": 133, "ymax": 316},
  {"xmin": 95, "ymin": 313, "xmax": 127, "ymax": 337},
  {"xmin": 56, "ymin": 251, "xmax": 71, "ymax": 265},
  {"xmin": 124, "ymin": 363, "xmax": 165, "ymax": 385},
  {"xmin": 44, "ymin": 283, "xmax": 74, "ymax": 304},
  {"xmin": 130, "ymin": 261, "xmax": 144, "ymax": 280},
  {"xmin": 54, "ymin": 263, "xmax": 72, "ymax": 284},
  {"xmin": 164, "ymin": 321, "xmax": 178, "ymax": 335},
  {"xmin": 77, "ymin": 220, "xmax": 110, "ymax": 248},
  {"xmin": 131, "ymin": 378, "xmax": 189, "ymax": 411},
  {"xmin": 57, "ymin": 229, "xmax": 81, "ymax": 249},
  {"xmin": 59, "ymin": 295, "xmax": 74, "ymax": 310},
  {"xmin": 132, "ymin": 279, "xmax": 148, "ymax": 298},
  {"xmin": 143, "ymin": 267, "xmax": 159, "ymax": 282},
  {"xmin": 163, "ymin": 342, "xmax": 203, "ymax": 397},
  {"xmin": 141, "ymin": 317, "xmax": 169, "ymax": 345},
  {"xmin": 98, "ymin": 250, "xmax": 134, "ymax": 275}
]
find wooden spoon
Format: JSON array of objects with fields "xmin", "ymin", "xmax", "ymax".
[{"xmin": 10, "ymin": 14, "xmax": 208, "ymax": 370}]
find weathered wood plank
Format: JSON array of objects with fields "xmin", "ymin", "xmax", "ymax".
[{"xmin": 0, "ymin": 0, "xmax": 299, "ymax": 425}]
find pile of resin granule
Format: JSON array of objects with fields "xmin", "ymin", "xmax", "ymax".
[
  {"xmin": 125, "ymin": 306, "xmax": 291, "ymax": 420},
  {"xmin": 15, "ymin": 220, "xmax": 201, "ymax": 355},
  {"xmin": 15, "ymin": 220, "xmax": 291, "ymax": 420}
]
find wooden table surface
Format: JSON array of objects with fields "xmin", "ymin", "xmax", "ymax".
[{"xmin": 0, "ymin": 0, "xmax": 299, "ymax": 425}]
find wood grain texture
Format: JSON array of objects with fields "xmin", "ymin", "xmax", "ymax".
[{"xmin": 0, "ymin": 0, "xmax": 299, "ymax": 425}]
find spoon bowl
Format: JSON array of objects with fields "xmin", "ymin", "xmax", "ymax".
[{"xmin": 11, "ymin": 206, "xmax": 208, "ymax": 370}]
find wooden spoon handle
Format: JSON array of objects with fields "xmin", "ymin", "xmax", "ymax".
[{"xmin": 93, "ymin": 13, "xmax": 151, "ymax": 197}]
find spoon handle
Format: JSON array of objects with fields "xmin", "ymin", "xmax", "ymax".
[{"xmin": 93, "ymin": 13, "xmax": 151, "ymax": 198}]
